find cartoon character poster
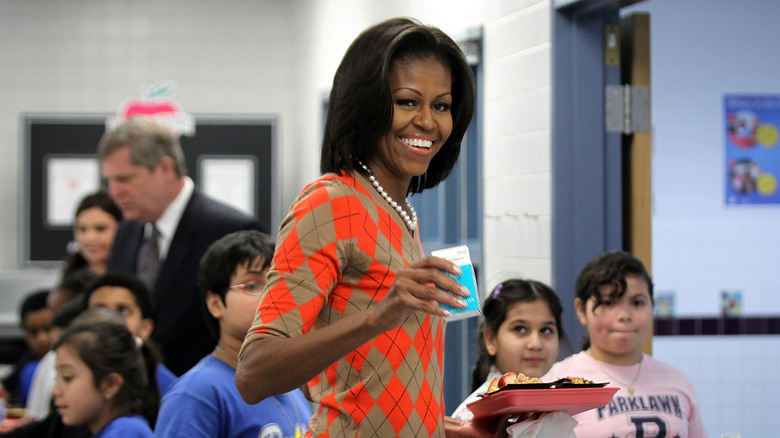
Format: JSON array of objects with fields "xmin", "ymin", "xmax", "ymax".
[{"xmin": 725, "ymin": 94, "xmax": 780, "ymax": 204}]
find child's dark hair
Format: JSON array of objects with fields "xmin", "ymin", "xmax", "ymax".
[
  {"xmin": 198, "ymin": 230, "xmax": 275, "ymax": 337},
  {"xmin": 575, "ymin": 250, "xmax": 654, "ymax": 350},
  {"xmin": 19, "ymin": 288, "xmax": 50, "ymax": 323},
  {"xmin": 57, "ymin": 270, "xmax": 99, "ymax": 299},
  {"xmin": 85, "ymin": 271, "xmax": 153, "ymax": 319},
  {"xmin": 54, "ymin": 318, "xmax": 160, "ymax": 426},
  {"xmin": 471, "ymin": 279, "xmax": 566, "ymax": 392},
  {"xmin": 51, "ymin": 294, "xmax": 88, "ymax": 329}
]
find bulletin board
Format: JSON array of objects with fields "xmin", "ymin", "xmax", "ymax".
[{"xmin": 21, "ymin": 114, "xmax": 278, "ymax": 267}]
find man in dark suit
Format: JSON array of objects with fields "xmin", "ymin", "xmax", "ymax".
[{"xmin": 98, "ymin": 116, "xmax": 266, "ymax": 375}]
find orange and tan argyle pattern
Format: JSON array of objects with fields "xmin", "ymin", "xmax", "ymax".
[{"xmin": 244, "ymin": 172, "xmax": 446, "ymax": 437}]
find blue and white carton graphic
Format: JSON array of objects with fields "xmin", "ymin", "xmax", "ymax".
[{"xmin": 431, "ymin": 245, "xmax": 481, "ymax": 321}]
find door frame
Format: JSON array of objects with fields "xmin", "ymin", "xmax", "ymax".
[{"xmin": 551, "ymin": 0, "xmax": 647, "ymax": 355}]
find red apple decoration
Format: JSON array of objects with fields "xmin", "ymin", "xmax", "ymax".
[{"xmin": 121, "ymin": 99, "xmax": 180, "ymax": 118}]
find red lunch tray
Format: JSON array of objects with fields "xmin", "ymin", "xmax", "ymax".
[{"xmin": 466, "ymin": 386, "xmax": 619, "ymax": 419}]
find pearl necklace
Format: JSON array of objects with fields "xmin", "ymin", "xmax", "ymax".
[{"xmin": 357, "ymin": 161, "xmax": 418, "ymax": 231}]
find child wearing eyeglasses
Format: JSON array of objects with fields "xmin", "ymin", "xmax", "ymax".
[{"xmin": 154, "ymin": 230, "xmax": 311, "ymax": 438}]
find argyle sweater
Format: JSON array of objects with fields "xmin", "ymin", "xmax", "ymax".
[{"xmin": 243, "ymin": 171, "xmax": 446, "ymax": 437}]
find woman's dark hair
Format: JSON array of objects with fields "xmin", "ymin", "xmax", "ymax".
[
  {"xmin": 54, "ymin": 319, "xmax": 160, "ymax": 426},
  {"xmin": 198, "ymin": 230, "xmax": 275, "ymax": 338},
  {"xmin": 75, "ymin": 191, "xmax": 122, "ymax": 222},
  {"xmin": 575, "ymin": 250, "xmax": 654, "ymax": 350},
  {"xmin": 64, "ymin": 191, "xmax": 122, "ymax": 274},
  {"xmin": 471, "ymin": 279, "xmax": 567, "ymax": 392},
  {"xmin": 320, "ymin": 17, "xmax": 476, "ymax": 194}
]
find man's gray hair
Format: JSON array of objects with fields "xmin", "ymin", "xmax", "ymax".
[{"xmin": 97, "ymin": 116, "xmax": 188, "ymax": 177}]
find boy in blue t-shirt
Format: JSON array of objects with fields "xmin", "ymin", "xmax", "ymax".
[{"xmin": 155, "ymin": 230, "xmax": 311, "ymax": 438}]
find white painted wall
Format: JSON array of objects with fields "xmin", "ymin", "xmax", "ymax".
[{"xmin": 481, "ymin": 2, "xmax": 553, "ymax": 288}]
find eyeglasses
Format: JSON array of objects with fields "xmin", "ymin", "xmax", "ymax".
[{"xmin": 223, "ymin": 282, "xmax": 265, "ymax": 296}]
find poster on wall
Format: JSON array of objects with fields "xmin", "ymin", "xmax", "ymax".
[
  {"xmin": 199, "ymin": 156, "xmax": 256, "ymax": 216},
  {"xmin": 725, "ymin": 94, "xmax": 780, "ymax": 204},
  {"xmin": 45, "ymin": 156, "xmax": 101, "ymax": 227}
]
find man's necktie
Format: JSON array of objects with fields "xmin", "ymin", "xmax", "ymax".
[{"xmin": 137, "ymin": 224, "xmax": 161, "ymax": 290}]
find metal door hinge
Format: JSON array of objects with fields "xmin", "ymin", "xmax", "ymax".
[{"xmin": 605, "ymin": 85, "xmax": 650, "ymax": 134}]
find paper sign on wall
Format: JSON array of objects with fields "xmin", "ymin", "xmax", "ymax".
[{"xmin": 725, "ymin": 94, "xmax": 780, "ymax": 204}]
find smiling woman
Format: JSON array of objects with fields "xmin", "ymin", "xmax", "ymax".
[
  {"xmin": 235, "ymin": 17, "xmax": 486, "ymax": 438},
  {"xmin": 370, "ymin": 56, "xmax": 454, "ymax": 204},
  {"xmin": 63, "ymin": 191, "xmax": 122, "ymax": 276}
]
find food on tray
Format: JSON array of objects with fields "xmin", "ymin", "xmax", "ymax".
[
  {"xmin": 498, "ymin": 372, "xmax": 516, "ymax": 387},
  {"xmin": 5, "ymin": 407, "xmax": 25, "ymax": 419},
  {"xmin": 484, "ymin": 373, "xmax": 604, "ymax": 396},
  {"xmin": 487, "ymin": 372, "xmax": 543, "ymax": 394},
  {"xmin": 514, "ymin": 373, "xmax": 543, "ymax": 384},
  {"xmin": 488, "ymin": 377, "xmax": 500, "ymax": 394},
  {"xmin": 562, "ymin": 376, "xmax": 594, "ymax": 385}
]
